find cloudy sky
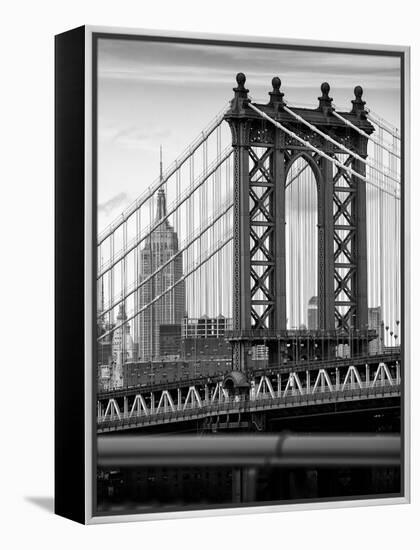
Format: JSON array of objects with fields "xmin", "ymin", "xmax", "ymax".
[{"xmin": 97, "ymin": 37, "xmax": 401, "ymax": 231}]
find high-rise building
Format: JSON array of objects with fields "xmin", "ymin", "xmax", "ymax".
[
  {"xmin": 137, "ymin": 150, "xmax": 185, "ymax": 359},
  {"xmin": 96, "ymin": 303, "xmax": 138, "ymax": 390},
  {"xmin": 159, "ymin": 324, "xmax": 182, "ymax": 359},
  {"xmin": 181, "ymin": 315, "xmax": 232, "ymax": 360},
  {"xmin": 97, "ymin": 276, "xmax": 113, "ymax": 367},
  {"xmin": 182, "ymin": 316, "xmax": 230, "ymax": 339},
  {"xmin": 112, "ymin": 303, "xmax": 136, "ymax": 364},
  {"xmin": 307, "ymin": 296, "xmax": 318, "ymax": 330},
  {"xmin": 368, "ymin": 306, "xmax": 384, "ymax": 354}
]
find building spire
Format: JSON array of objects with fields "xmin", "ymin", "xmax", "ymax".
[
  {"xmin": 97, "ymin": 259, "xmax": 105, "ymax": 315},
  {"xmin": 160, "ymin": 144, "xmax": 163, "ymax": 182},
  {"xmin": 117, "ymin": 302, "xmax": 127, "ymax": 321},
  {"xmin": 156, "ymin": 145, "xmax": 166, "ymax": 221},
  {"xmin": 100, "ymin": 274, "xmax": 104, "ymax": 313}
]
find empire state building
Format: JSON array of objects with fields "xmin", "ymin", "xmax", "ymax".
[{"xmin": 137, "ymin": 153, "xmax": 186, "ymax": 360}]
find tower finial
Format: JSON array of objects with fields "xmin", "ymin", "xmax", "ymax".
[
  {"xmin": 318, "ymin": 82, "xmax": 333, "ymax": 113},
  {"xmin": 351, "ymin": 85, "xmax": 366, "ymax": 117},
  {"xmin": 229, "ymin": 73, "xmax": 249, "ymax": 114},
  {"xmin": 234, "ymin": 72, "xmax": 247, "ymax": 92},
  {"xmin": 268, "ymin": 76, "xmax": 285, "ymax": 109}
]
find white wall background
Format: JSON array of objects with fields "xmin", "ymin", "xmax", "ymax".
[{"xmin": 0, "ymin": 1, "xmax": 418, "ymax": 547}]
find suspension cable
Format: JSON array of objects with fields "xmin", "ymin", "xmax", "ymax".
[
  {"xmin": 98, "ymin": 147, "xmax": 234, "ymax": 279},
  {"xmin": 248, "ymin": 103, "xmax": 399, "ymax": 200},
  {"xmin": 99, "ymin": 200, "xmax": 233, "ymax": 319},
  {"xmin": 283, "ymin": 105, "xmax": 400, "ymax": 185},
  {"xmin": 331, "ymin": 110, "xmax": 400, "ymax": 159},
  {"xmin": 98, "ymin": 103, "xmax": 230, "ymax": 245},
  {"xmin": 366, "ymin": 112, "xmax": 401, "ymax": 141},
  {"xmin": 98, "ymin": 233, "xmax": 233, "ymax": 342}
]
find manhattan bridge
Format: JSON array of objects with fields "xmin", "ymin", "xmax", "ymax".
[{"xmin": 96, "ymin": 74, "xmax": 401, "ymax": 440}]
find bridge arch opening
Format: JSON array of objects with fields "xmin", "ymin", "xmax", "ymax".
[
  {"xmin": 285, "ymin": 155, "xmax": 319, "ymax": 331},
  {"xmin": 223, "ymin": 371, "xmax": 249, "ymax": 398}
]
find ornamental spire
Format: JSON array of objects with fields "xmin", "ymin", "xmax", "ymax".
[
  {"xmin": 156, "ymin": 146, "xmax": 166, "ymax": 221},
  {"xmin": 230, "ymin": 72, "xmax": 250, "ymax": 113},
  {"xmin": 351, "ymin": 85, "xmax": 367, "ymax": 118},
  {"xmin": 268, "ymin": 76, "xmax": 285, "ymax": 110},
  {"xmin": 318, "ymin": 82, "xmax": 333, "ymax": 113}
]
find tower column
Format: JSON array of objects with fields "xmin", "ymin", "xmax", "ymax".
[
  {"xmin": 318, "ymin": 84, "xmax": 336, "ymax": 332},
  {"xmin": 351, "ymin": 87, "xmax": 370, "ymax": 340},
  {"xmin": 353, "ymin": 142, "xmax": 369, "ymax": 332},
  {"xmin": 231, "ymin": 122, "xmax": 252, "ymax": 372},
  {"xmin": 226, "ymin": 73, "xmax": 253, "ymax": 372},
  {"xmin": 273, "ymin": 127, "xmax": 287, "ymax": 331},
  {"xmin": 319, "ymin": 148, "xmax": 336, "ymax": 331}
]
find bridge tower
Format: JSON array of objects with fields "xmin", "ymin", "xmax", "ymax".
[{"xmin": 225, "ymin": 73, "xmax": 375, "ymax": 374}]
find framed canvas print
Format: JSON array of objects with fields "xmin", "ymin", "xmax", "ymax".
[{"xmin": 55, "ymin": 26, "xmax": 410, "ymax": 524}]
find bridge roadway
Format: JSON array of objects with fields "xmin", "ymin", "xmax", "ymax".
[
  {"xmin": 98, "ymin": 383, "xmax": 400, "ymax": 433},
  {"xmin": 97, "ymin": 351, "xmax": 401, "ymax": 433}
]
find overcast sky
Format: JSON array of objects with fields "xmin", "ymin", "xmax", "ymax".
[{"xmin": 97, "ymin": 37, "xmax": 401, "ymax": 231}]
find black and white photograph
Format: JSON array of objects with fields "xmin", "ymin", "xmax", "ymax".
[
  {"xmin": 4, "ymin": 0, "xmax": 420, "ymax": 546},
  {"xmin": 93, "ymin": 32, "xmax": 405, "ymax": 516}
]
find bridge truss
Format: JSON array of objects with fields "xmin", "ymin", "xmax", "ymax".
[{"xmin": 98, "ymin": 353, "xmax": 400, "ymax": 432}]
